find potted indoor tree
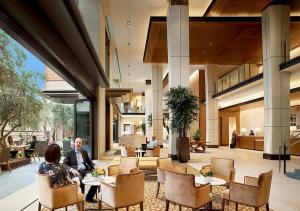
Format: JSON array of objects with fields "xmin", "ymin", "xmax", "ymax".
[{"xmin": 165, "ymin": 86, "xmax": 199, "ymax": 163}]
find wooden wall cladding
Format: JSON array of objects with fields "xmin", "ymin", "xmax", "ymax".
[{"xmin": 236, "ymin": 136, "xmax": 264, "ymax": 150}]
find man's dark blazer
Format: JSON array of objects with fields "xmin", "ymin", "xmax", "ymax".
[{"xmin": 63, "ymin": 149, "xmax": 95, "ymax": 172}]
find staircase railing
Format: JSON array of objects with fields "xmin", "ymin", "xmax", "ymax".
[{"xmin": 279, "ymin": 138, "xmax": 300, "ymax": 174}]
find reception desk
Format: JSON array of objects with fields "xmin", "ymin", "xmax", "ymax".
[{"xmin": 236, "ymin": 136, "xmax": 264, "ymax": 151}]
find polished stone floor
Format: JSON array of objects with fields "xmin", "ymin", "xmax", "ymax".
[{"xmin": 0, "ymin": 147, "xmax": 299, "ymax": 211}]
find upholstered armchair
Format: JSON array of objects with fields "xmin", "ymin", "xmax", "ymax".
[
  {"xmin": 120, "ymin": 145, "xmax": 136, "ymax": 157},
  {"xmin": 156, "ymin": 158, "xmax": 187, "ymax": 198},
  {"xmin": 0, "ymin": 148, "xmax": 11, "ymax": 175},
  {"xmin": 221, "ymin": 170, "xmax": 272, "ymax": 211},
  {"xmin": 165, "ymin": 171, "xmax": 212, "ymax": 211},
  {"xmin": 35, "ymin": 172, "xmax": 84, "ymax": 211},
  {"xmin": 108, "ymin": 157, "xmax": 139, "ymax": 176},
  {"xmin": 145, "ymin": 145, "xmax": 160, "ymax": 157},
  {"xmin": 99, "ymin": 171, "xmax": 145, "ymax": 211},
  {"xmin": 201, "ymin": 157, "xmax": 235, "ymax": 185}
]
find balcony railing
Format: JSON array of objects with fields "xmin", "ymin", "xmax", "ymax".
[
  {"xmin": 286, "ymin": 30, "xmax": 300, "ymax": 61},
  {"xmin": 215, "ymin": 64, "xmax": 263, "ymax": 94}
]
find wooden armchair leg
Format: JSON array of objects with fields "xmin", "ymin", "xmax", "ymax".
[
  {"xmin": 209, "ymin": 201, "xmax": 212, "ymax": 211},
  {"xmin": 179, "ymin": 205, "xmax": 182, "ymax": 211},
  {"xmin": 266, "ymin": 203, "xmax": 270, "ymax": 211},
  {"xmin": 255, "ymin": 207, "xmax": 259, "ymax": 211},
  {"xmin": 65, "ymin": 206, "xmax": 67, "ymax": 211},
  {"xmin": 7, "ymin": 161, "xmax": 11, "ymax": 172},
  {"xmin": 140, "ymin": 202, "xmax": 144, "ymax": 211},
  {"xmin": 126, "ymin": 207, "xmax": 129, "ymax": 211},
  {"xmin": 222, "ymin": 199, "xmax": 225, "ymax": 211},
  {"xmin": 98, "ymin": 201, "xmax": 102, "ymax": 211},
  {"xmin": 0, "ymin": 166, "xmax": 2, "ymax": 175},
  {"xmin": 156, "ymin": 182, "xmax": 160, "ymax": 198},
  {"xmin": 166, "ymin": 200, "xmax": 170, "ymax": 211},
  {"xmin": 235, "ymin": 203, "xmax": 238, "ymax": 211},
  {"xmin": 38, "ymin": 202, "xmax": 41, "ymax": 211}
]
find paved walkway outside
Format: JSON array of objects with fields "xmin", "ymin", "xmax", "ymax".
[{"xmin": 0, "ymin": 158, "xmax": 43, "ymax": 199}]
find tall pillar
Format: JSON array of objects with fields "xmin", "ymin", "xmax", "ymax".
[
  {"xmin": 262, "ymin": 3, "xmax": 290, "ymax": 159},
  {"xmin": 145, "ymin": 80, "xmax": 152, "ymax": 140},
  {"xmin": 205, "ymin": 64, "xmax": 219, "ymax": 147},
  {"xmin": 96, "ymin": 86, "xmax": 106, "ymax": 159},
  {"xmin": 152, "ymin": 64, "xmax": 164, "ymax": 146},
  {"xmin": 167, "ymin": 0, "xmax": 189, "ymax": 158}
]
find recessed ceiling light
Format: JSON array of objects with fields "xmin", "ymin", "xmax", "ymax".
[{"xmin": 127, "ymin": 20, "xmax": 131, "ymax": 27}]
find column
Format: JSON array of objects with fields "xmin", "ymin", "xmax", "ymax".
[
  {"xmin": 205, "ymin": 64, "xmax": 219, "ymax": 147},
  {"xmin": 96, "ymin": 86, "xmax": 106, "ymax": 159},
  {"xmin": 262, "ymin": 3, "xmax": 290, "ymax": 159},
  {"xmin": 167, "ymin": 0, "xmax": 189, "ymax": 159},
  {"xmin": 144, "ymin": 80, "xmax": 152, "ymax": 140},
  {"xmin": 152, "ymin": 64, "xmax": 164, "ymax": 146}
]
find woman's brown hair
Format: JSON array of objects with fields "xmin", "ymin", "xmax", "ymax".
[{"xmin": 45, "ymin": 144, "xmax": 61, "ymax": 163}]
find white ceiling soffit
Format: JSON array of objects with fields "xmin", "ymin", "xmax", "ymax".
[{"xmin": 105, "ymin": 0, "xmax": 212, "ymax": 93}]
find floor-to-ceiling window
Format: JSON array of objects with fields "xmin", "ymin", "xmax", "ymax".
[{"xmin": 75, "ymin": 100, "xmax": 92, "ymax": 157}]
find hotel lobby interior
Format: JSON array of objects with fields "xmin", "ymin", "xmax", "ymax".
[{"xmin": 1, "ymin": 0, "xmax": 300, "ymax": 210}]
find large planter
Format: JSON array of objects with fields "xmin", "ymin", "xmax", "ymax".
[{"xmin": 176, "ymin": 137, "xmax": 190, "ymax": 163}]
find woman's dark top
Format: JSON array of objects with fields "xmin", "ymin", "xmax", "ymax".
[{"xmin": 38, "ymin": 162, "xmax": 71, "ymax": 187}]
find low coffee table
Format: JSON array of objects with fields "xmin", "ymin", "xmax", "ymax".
[
  {"xmin": 195, "ymin": 176, "xmax": 226, "ymax": 186},
  {"xmin": 134, "ymin": 149, "xmax": 145, "ymax": 157}
]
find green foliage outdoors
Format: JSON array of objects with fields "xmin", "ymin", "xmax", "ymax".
[
  {"xmin": 39, "ymin": 101, "xmax": 74, "ymax": 142},
  {"xmin": 0, "ymin": 30, "xmax": 43, "ymax": 148},
  {"xmin": 165, "ymin": 86, "xmax": 199, "ymax": 138}
]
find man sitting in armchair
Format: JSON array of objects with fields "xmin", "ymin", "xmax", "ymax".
[
  {"xmin": 63, "ymin": 137, "xmax": 98, "ymax": 203},
  {"xmin": 147, "ymin": 136, "xmax": 158, "ymax": 149}
]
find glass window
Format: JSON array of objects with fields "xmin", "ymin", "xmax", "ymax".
[
  {"xmin": 217, "ymin": 79, "xmax": 223, "ymax": 92},
  {"xmin": 75, "ymin": 100, "xmax": 92, "ymax": 157},
  {"xmin": 230, "ymin": 69, "xmax": 238, "ymax": 86},
  {"xmin": 223, "ymin": 75, "xmax": 229, "ymax": 90}
]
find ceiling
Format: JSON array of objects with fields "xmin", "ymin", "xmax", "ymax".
[
  {"xmin": 104, "ymin": 0, "xmax": 300, "ymax": 93},
  {"xmin": 104, "ymin": 0, "xmax": 212, "ymax": 93},
  {"xmin": 143, "ymin": 17, "xmax": 300, "ymax": 64}
]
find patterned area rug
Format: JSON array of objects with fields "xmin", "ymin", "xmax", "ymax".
[{"xmin": 40, "ymin": 161, "xmax": 271, "ymax": 211}]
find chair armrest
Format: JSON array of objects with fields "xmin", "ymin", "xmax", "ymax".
[
  {"xmin": 50, "ymin": 183, "xmax": 79, "ymax": 207},
  {"xmin": 108, "ymin": 165, "xmax": 120, "ymax": 176},
  {"xmin": 244, "ymin": 176, "xmax": 259, "ymax": 185},
  {"xmin": 100, "ymin": 181, "xmax": 117, "ymax": 207},
  {"xmin": 195, "ymin": 183, "xmax": 211, "ymax": 205},
  {"xmin": 157, "ymin": 168, "xmax": 166, "ymax": 183},
  {"xmin": 173, "ymin": 165, "xmax": 187, "ymax": 174},
  {"xmin": 229, "ymin": 182, "xmax": 259, "ymax": 206}
]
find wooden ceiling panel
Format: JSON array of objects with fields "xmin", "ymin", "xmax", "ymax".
[
  {"xmin": 144, "ymin": 17, "xmax": 300, "ymax": 65},
  {"xmin": 205, "ymin": 0, "xmax": 300, "ymax": 17}
]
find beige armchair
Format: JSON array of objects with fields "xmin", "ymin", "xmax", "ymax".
[
  {"xmin": 108, "ymin": 157, "xmax": 139, "ymax": 176},
  {"xmin": 145, "ymin": 145, "xmax": 160, "ymax": 157},
  {"xmin": 165, "ymin": 171, "xmax": 212, "ymax": 211},
  {"xmin": 35, "ymin": 172, "xmax": 84, "ymax": 211},
  {"xmin": 99, "ymin": 171, "xmax": 145, "ymax": 211},
  {"xmin": 31, "ymin": 142, "xmax": 41, "ymax": 162},
  {"xmin": 156, "ymin": 158, "xmax": 187, "ymax": 198},
  {"xmin": 0, "ymin": 148, "xmax": 11, "ymax": 175},
  {"xmin": 120, "ymin": 145, "xmax": 136, "ymax": 157},
  {"xmin": 201, "ymin": 157, "xmax": 235, "ymax": 185},
  {"xmin": 221, "ymin": 170, "xmax": 272, "ymax": 211}
]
